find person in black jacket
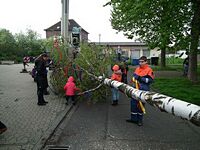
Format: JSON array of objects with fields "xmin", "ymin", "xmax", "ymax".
[
  {"xmin": 183, "ymin": 56, "xmax": 189, "ymax": 76},
  {"xmin": 35, "ymin": 53, "xmax": 49, "ymax": 105},
  {"xmin": 121, "ymin": 61, "xmax": 129, "ymax": 84}
]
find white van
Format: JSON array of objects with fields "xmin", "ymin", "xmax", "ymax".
[{"xmin": 176, "ymin": 50, "xmax": 188, "ymax": 59}]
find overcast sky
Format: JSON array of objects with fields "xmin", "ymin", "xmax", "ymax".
[{"xmin": 0, "ymin": 0, "xmax": 134, "ymax": 42}]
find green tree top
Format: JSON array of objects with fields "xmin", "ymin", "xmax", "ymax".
[{"xmin": 108, "ymin": 0, "xmax": 192, "ymax": 50}]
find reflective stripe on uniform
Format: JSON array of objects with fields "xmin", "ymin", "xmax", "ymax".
[
  {"xmin": 131, "ymin": 112, "xmax": 137, "ymax": 115},
  {"xmin": 145, "ymin": 78, "xmax": 149, "ymax": 83}
]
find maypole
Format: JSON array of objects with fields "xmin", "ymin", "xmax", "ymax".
[
  {"xmin": 62, "ymin": 57, "xmax": 200, "ymax": 127},
  {"xmin": 100, "ymin": 77, "xmax": 200, "ymax": 127}
]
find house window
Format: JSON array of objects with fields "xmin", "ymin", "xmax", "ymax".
[
  {"xmin": 131, "ymin": 49, "xmax": 140, "ymax": 59},
  {"xmin": 143, "ymin": 49, "xmax": 150, "ymax": 58},
  {"xmin": 122, "ymin": 50, "xmax": 128, "ymax": 57}
]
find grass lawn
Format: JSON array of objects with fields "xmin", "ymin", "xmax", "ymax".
[
  {"xmin": 152, "ymin": 77, "xmax": 200, "ymax": 105},
  {"xmin": 151, "ymin": 65, "xmax": 183, "ymax": 71},
  {"xmin": 151, "ymin": 64, "xmax": 200, "ymax": 71},
  {"xmin": 151, "ymin": 64, "xmax": 200, "ymax": 76}
]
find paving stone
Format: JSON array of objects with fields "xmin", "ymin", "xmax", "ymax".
[{"xmin": 0, "ymin": 64, "xmax": 71, "ymax": 149}]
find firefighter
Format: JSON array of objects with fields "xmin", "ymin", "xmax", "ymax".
[
  {"xmin": 111, "ymin": 64, "xmax": 122, "ymax": 105},
  {"xmin": 126, "ymin": 56, "xmax": 154, "ymax": 126}
]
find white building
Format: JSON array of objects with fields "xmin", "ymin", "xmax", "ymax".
[{"xmin": 96, "ymin": 42, "xmax": 161, "ymax": 65}]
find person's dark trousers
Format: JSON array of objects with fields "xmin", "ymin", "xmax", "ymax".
[
  {"xmin": 118, "ymin": 53, "xmax": 121, "ymax": 61},
  {"xmin": 23, "ymin": 62, "xmax": 25, "ymax": 70},
  {"xmin": 44, "ymin": 75, "xmax": 48, "ymax": 89},
  {"xmin": 43, "ymin": 75, "xmax": 49, "ymax": 95},
  {"xmin": 66, "ymin": 95, "xmax": 75, "ymax": 105},
  {"xmin": 183, "ymin": 64, "xmax": 189, "ymax": 76},
  {"xmin": 130, "ymin": 99, "xmax": 144, "ymax": 122},
  {"xmin": 36, "ymin": 76, "xmax": 46, "ymax": 104},
  {"xmin": 44, "ymin": 88, "xmax": 50, "ymax": 95}
]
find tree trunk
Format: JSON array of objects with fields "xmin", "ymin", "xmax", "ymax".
[
  {"xmin": 188, "ymin": 0, "xmax": 200, "ymax": 83},
  {"xmin": 160, "ymin": 47, "xmax": 166, "ymax": 68}
]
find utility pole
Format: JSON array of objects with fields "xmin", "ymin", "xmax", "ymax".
[
  {"xmin": 99, "ymin": 34, "xmax": 101, "ymax": 45},
  {"xmin": 61, "ymin": 0, "xmax": 69, "ymax": 43}
]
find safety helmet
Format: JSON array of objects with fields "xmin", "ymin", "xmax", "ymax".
[{"xmin": 112, "ymin": 65, "xmax": 119, "ymax": 71}]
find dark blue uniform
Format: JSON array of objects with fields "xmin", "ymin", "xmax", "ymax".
[{"xmin": 130, "ymin": 64, "xmax": 154, "ymax": 125}]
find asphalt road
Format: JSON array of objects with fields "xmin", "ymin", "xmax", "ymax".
[{"xmin": 44, "ymin": 93, "xmax": 200, "ymax": 150}]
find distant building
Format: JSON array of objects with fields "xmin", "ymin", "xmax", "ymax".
[
  {"xmin": 95, "ymin": 42, "xmax": 161, "ymax": 65},
  {"xmin": 44, "ymin": 19, "xmax": 89, "ymax": 42},
  {"xmin": 96, "ymin": 42, "xmax": 160, "ymax": 59}
]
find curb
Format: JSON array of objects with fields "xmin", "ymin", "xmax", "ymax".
[
  {"xmin": 33, "ymin": 104, "xmax": 74, "ymax": 150},
  {"xmin": 43, "ymin": 103, "xmax": 79, "ymax": 150}
]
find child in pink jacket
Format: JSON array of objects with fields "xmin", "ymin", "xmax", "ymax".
[{"xmin": 64, "ymin": 76, "xmax": 80, "ymax": 105}]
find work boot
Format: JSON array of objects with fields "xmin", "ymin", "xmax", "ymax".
[
  {"xmin": 37, "ymin": 102, "xmax": 46, "ymax": 106},
  {"xmin": 116, "ymin": 100, "xmax": 118, "ymax": 105},
  {"xmin": 112, "ymin": 101, "xmax": 116, "ymax": 106},
  {"xmin": 42, "ymin": 99, "xmax": 48, "ymax": 103},
  {"xmin": 126, "ymin": 119, "xmax": 138, "ymax": 124},
  {"xmin": 72, "ymin": 100, "xmax": 76, "ymax": 105}
]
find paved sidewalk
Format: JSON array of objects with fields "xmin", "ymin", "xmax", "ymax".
[{"xmin": 0, "ymin": 64, "xmax": 72, "ymax": 150}]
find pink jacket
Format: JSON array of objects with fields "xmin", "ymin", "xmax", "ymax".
[{"xmin": 64, "ymin": 76, "xmax": 80, "ymax": 96}]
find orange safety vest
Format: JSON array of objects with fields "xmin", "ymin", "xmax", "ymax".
[
  {"xmin": 134, "ymin": 64, "xmax": 154, "ymax": 79},
  {"xmin": 111, "ymin": 73, "xmax": 122, "ymax": 82}
]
